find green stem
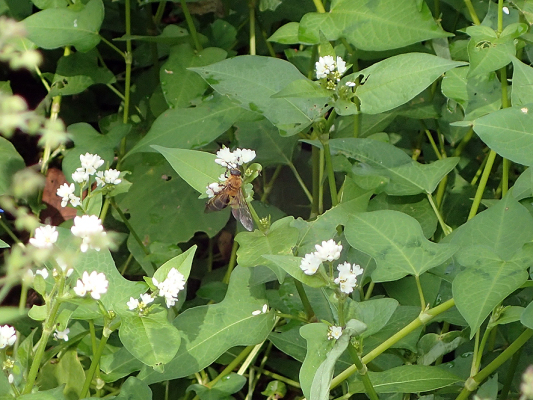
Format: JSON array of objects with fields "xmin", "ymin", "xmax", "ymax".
[
  {"xmin": 22, "ymin": 276, "xmax": 66, "ymax": 394},
  {"xmin": 99, "ymin": 197, "xmax": 111, "ymax": 221},
  {"xmin": 180, "ymin": 0, "xmax": 202, "ymax": 51},
  {"xmin": 322, "ymin": 140, "xmax": 338, "ymax": 207},
  {"xmin": 331, "ymin": 298, "xmax": 456, "ymax": 388},
  {"xmin": 414, "ymin": 275, "xmax": 426, "ymax": 311},
  {"xmin": 123, "ymin": 0, "xmax": 132, "ymax": 126},
  {"xmin": 312, "ymin": 0, "xmax": 326, "ymax": 13},
  {"xmin": 463, "ymin": 0, "xmax": 481, "ymax": 25},
  {"xmin": 456, "ymin": 329, "xmax": 533, "ymax": 400},
  {"xmin": 468, "ymin": 150, "xmax": 497, "ymax": 220},
  {"xmin": 111, "ymin": 200, "xmax": 149, "ymax": 257},
  {"xmin": 223, "ymin": 241, "xmax": 239, "ymax": 284},
  {"xmin": 453, "ymin": 127, "xmax": 474, "ymax": 157},
  {"xmin": 364, "ymin": 281, "xmax": 375, "ymax": 300},
  {"xmin": 474, "ymin": 326, "xmax": 493, "ymax": 373},
  {"xmin": 347, "ymin": 345, "xmax": 379, "ymax": 400},
  {"xmin": 498, "ymin": 346, "xmax": 523, "ymax": 400},
  {"xmin": 99, "ymin": 35, "xmax": 125, "ymax": 58},
  {"xmin": 319, "ymin": 148, "xmax": 325, "ymax": 214},
  {"xmin": 80, "ymin": 333, "xmax": 109, "ymax": 398},
  {"xmin": 259, "ymin": 368, "xmax": 301, "ymax": 388},
  {"xmin": 499, "ymin": 65, "xmax": 510, "ymax": 197},
  {"xmin": 287, "ymin": 161, "xmax": 313, "ymax": 204},
  {"xmin": 427, "ymin": 193, "xmax": 452, "ymax": 235},
  {"xmin": 154, "ymin": 1, "xmax": 166, "ymax": 25},
  {"xmin": 0, "ymin": 217, "xmax": 21, "ymax": 244},
  {"xmin": 260, "ymin": 165, "xmax": 282, "ymax": 203},
  {"xmin": 294, "ymin": 279, "xmax": 316, "ymax": 321},
  {"xmin": 424, "ymin": 129, "xmax": 442, "ymax": 160},
  {"xmin": 311, "ymin": 146, "xmax": 320, "ymax": 218},
  {"xmin": 497, "ymin": 0, "xmax": 504, "ymax": 33}
]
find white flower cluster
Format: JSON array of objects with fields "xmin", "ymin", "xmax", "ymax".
[
  {"xmin": 299, "ymin": 240, "xmax": 363, "ymax": 294},
  {"xmin": 315, "ymin": 55, "xmax": 348, "ymax": 88},
  {"xmin": 127, "ymin": 293, "xmax": 154, "ymax": 312},
  {"xmin": 73, "ymin": 271, "xmax": 109, "ymax": 300},
  {"xmin": 327, "ymin": 325, "xmax": 343, "ymax": 340},
  {"xmin": 152, "ymin": 268, "xmax": 186, "ymax": 308},
  {"xmin": 0, "ymin": 325, "xmax": 16, "ymax": 348},
  {"xmin": 214, "ymin": 147, "xmax": 256, "ymax": 169},
  {"xmin": 334, "ymin": 262, "xmax": 364, "ymax": 294},
  {"xmin": 56, "ymin": 153, "xmax": 121, "ymax": 208},
  {"xmin": 29, "ymin": 225, "xmax": 58, "ymax": 249},
  {"xmin": 71, "ymin": 215, "xmax": 108, "ymax": 252},
  {"xmin": 299, "ymin": 239, "xmax": 343, "ymax": 275}
]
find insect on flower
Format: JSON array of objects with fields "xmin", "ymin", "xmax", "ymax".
[{"xmin": 205, "ymin": 168, "xmax": 254, "ymax": 231}]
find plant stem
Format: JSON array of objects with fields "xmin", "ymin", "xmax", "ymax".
[
  {"xmin": 427, "ymin": 193, "xmax": 452, "ymax": 235},
  {"xmin": 259, "ymin": 368, "xmax": 301, "ymax": 388},
  {"xmin": 463, "ymin": 0, "xmax": 481, "ymax": 25},
  {"xmin": 99, "ymin": 35, "xmax": 125, "ymax": 58},
  {"xmin": 322, "ymin": 140, "xmax": 338, "ymax": 207},
  {"xmin": 331, "ymin": 298, "xmax": 455, "ymax": 388},
  {"xmin": 287, "ymin": 161, "xmax": 313, "ymax": 204},
  {"xmin": 456, "ymin": 329, "xmax": 533, "ymax": 400},
  {"xmin": 223, "ymin": 241, "xmax": 239, "ymax": 284},
  {"xmin": 347, "ymin": 345, "xmax": 379, "ymax": 400},
  {"xmin": 180, "ymin": 0, "xmax": 202, "ymax": 51},
  {"xmin": 261, "ymin": 165, "xmax": 282, "ymax": 203},
  {"xmin": 248, "ymin": 0, "xmax": 256, "ymax": 55},
  {"xmin": 468, "ymin": 150, "xmax": 497, "ymax": 220},
  {"xmin": 79, "ymin": 333, "xmax": 109, "ymax": 398},
  {"xmin": 123, "ymin": 0, "xmax": 132, "ymax": 126},
  {"xmin": 312, "ymin": 0, "xmax": 326, "ymax": 13},
  {"xmin": 498, "ymin": 346, "xmax": 523, "ymax": 400},
  {"xmin": 294, "ymin": 279, "xmax": 316, "ymax": 321},
  {"xmin": 311, "ymin": 146, "xmax": 320, "ymax": 218},
  {"xmin": 414, "ymin": 275, "xmax": 426, "ymax": 310},
  {"xmin": 0, "ymin": 217, "xmax": 21, "ymax": 244}
]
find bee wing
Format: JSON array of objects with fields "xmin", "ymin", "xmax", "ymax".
[
  {"xmin": 230, "ymin": 191, "xmax": 254, "ymax": 231},
  {"xmin": 205, "ymin": 192, "xmax": 230, "ymax": 213}
]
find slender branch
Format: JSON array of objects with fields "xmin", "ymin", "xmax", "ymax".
[
  {"xmin": 80, "ymin": 333, "xmax": 109, "ymax": 398},
  {"xmin": 463, "ymin": 0, "xmax": 481, "ymax": 25},
  {"xmin": 468, "ymin": 150, "xmax": 497, "ymax": 220},
  {"xmin": 180, "ymin": 0, "xmax": 202, "ymax": 51}
]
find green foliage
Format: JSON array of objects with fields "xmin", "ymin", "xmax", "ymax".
[{"xmin": 1, "ymin": 0, "xmax": 533, "ymax": 400}]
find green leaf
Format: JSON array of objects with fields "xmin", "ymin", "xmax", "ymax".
[
  {"xmin": 188, "ymin": 373, "xmax": 246, "ymax": 400},
  {"xmin": 309, "ymin": 320, "xmax": 367, "ymax": 400},
  {"xmin": 453, "ymin": 244, "xmax": 532, "ymax": 335},
  {"xmin": 161, "ymin": 45, "xmax": 227, "ymax": 108},
  {"xmin": 344, "ymin": 298, "xmax": 398, "ymax": 338},
  {"xmin": 32, "ymin": 0, "xmax": 68, "ymax": 9},
  {"xmin": 0, "ymin": 307, "xmax": 26, "ymax": 324},
  {"xmin": 236, "ymin": 217, "xmax": 299, "ymax": 282},
  {"xmin": 263, "ymin": 255, "xmax": 327, "ymax": 288},
  {"xmin": 472, "ymin": 105, "xmax": 533, "ymax": 166},
  {"xmin": 329, "ymin": 138, "xmax": 459, "ymax": 195},
  {"xmin": 348, "ymin": 365, "xmax": 462, "ymax": 393},
  {"xmin": 345, "ymin": 210, "xmax": 458, "ymax": 282},
  {"xmin": 115, "ymin": 25, "xmax": 188, "ymax": 44},
  {"xmin": 50, "ymin": 49, "xmax": 115, "ymax": 96},
  {"xmin": 118, "ymin": 154, "xmax": 229, "ymax": 243},
  {"xmin": 152, "ymin": 246, "xmax": 196, "ymax": 284},
  {"xmin": 299, "ymin": 323, "xmax": 329, "ymax": 399},
  {"xmin": 511, "ymin": 57, "xmax": 533, "ymax": 107},
  {"xmin": 416, "ymin": 330, "xmax": 468, "ymax": 365},
  {"xmin": 100, "ymin": 347, "xmax": 145, "ymax": 382},
  {"xmin": 128, "ymin": 96, "xmax": 243, "ymax": 157},
  {"xmin": 119, "ymin": 308, "xmax": 182, "ymax": 368},
  {"xmin": 137, "ymin": 266, "xmax": 276, "ymax": 383},
  {"xmin": 235, "ymin": 118, "xmax": 298, "ymax": 167},
  {"xmin": 466, "ymin": 25, "xmax": 517, "ymax": 77},
  {"xmin": 298, "ymin": 0, "xmax": 450, "ymax": 51},
  {"xmin": 115, "ymin": 377, "xmax": 152, "ymax": 400},
  {"xmin": 268, "ymin": 22, "xmax": 302, "ymax": 44},
  {"xmin": 0, "ymin": 239, "xmax": 8, "ymax": 249},
  {"xmin": 521, "ymin": 300, "xmax": 533, "ymax": 329},
  {"xmin": 441, "ymin": 67, "xmax": 501, "ymax": 120},
  {"xmin": 0, "ymin": 136, "xmax": 25, "ymax": 196},
  {"xmin": 190, "ymin": 56, "xmax": 329, "ymax": 136},
  {"xmin": 344, "ymin": 53, "xmax": 466, "ymax": 114},
  {"xmin": 447, "ymin": 194, "xmax": 533, "ymax": 260},
  {"xmin": 150, "ymin": 147, "xmax": 221, "ymax": 195},
  {"xmin": 272, "ymin": 79, "xmax": 332, "ymax": 98},
  {"xmin": 23, "ymin": 0, "xmax": 104, "ymax": 52}
]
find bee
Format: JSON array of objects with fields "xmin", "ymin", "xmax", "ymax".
[{"xmin": 205, "ymin": 169, "xmax": 254, "ymax": 231}]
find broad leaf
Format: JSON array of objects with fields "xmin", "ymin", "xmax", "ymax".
[
  {"xmin": 263, "ymin": 255, "xmax": 327, "ymax": 288},
  {"xmin": 453, "ymin": 244, "xmax": 533, "ymax": 335},
  {"xmin": 23, "ymin": 0, "xmax": 104, "ymax": 52},
  {"xmin": 137, "ymin": 266, "xmax": 276, "ymax": 383},
  {"xmin": 344, "ymin": 53, "xmax": 466, "ymax": 114},
  {"xmin": 190, "ymin": 56, "xmax": 329, "ymax": 136},
  {"xmin": 345, "ymin": 210, "xmax": 458, "ymax": 282},
  {"xmin": 298, "ymin": 0, "xmax": 451, "ymax": 51},
  {"xmin": 0, "ymin": 136, "xmax": 25, "ymax": 196},
  {"xmin": 511, "ymin": 57, "xmax": 533, "ymax": 106}
]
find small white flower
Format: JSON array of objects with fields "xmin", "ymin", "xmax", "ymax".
[
  {"xmin": 72, "ymin": 167, "xmax": 89, "ymax": 183},
  {"xmin": 140, "ymin": 293, "xmax": 154, "ymax": 305},
  {"xmin": 97, "ymin": 169, "xmax": 121, "ymax": 186},
  {"xmin": 215, "ymin": 147, "xmax": 238, "ymax": 168},
  {"xmin": 0, "ymin": 325, "xmax": 17, "ymax": 348},
  {"xmin": 153, "ymin": 268, "xmax": 186, "ymax": 308},
  {"xmin": 95, "ymin": 171, "xmax": 105, "ymax": 187},
  {"xmin": 314, "ymin": 240, "xmax": 342, "ymax": 262},
  {"xmin": 127, "ymin": 297, "xmax": 139, "ymax": 310},
  {"xmin": 71, "ymin": 215, "xmax": 107, "ymax": 252},
  {"xmin": 327, "ymin": 325, "xmax": 343, "ymax": 340},
  {"xmin": 69, "ymin": 195, "xmax": 81, "ymax": 207},
  {"xmin": 53, "ymin": 328, "xmax": 70, "ymax": 341},
  {"xmin": 57, "ymin": 183, "xmax": 75, "ymax": 207},
  {"xmin": 8, "ymin": 374, "xmax": 13, "ymax": 384},
  {"xmin": 234, "ymin": 148, "xmax": 256, "ymax": 164},
  {"xmin": 334, "ymin": 262, "xmax": 363, "ymax": 294},
  {"xmin": 345, "ymin": 81, "xmax": 356, "ymax": 87},
  {"xmin": 29, "ymin": 225, "xmax": 58, "ymax": 249},
  {"xmin": 315, "ymin": 55, "xmax": 335, "ymax": 79},
  {"xmin": 206, "ymin": 182, "xmax": 224, "ymax": 198},
  {"xmin": 336, "ymin": 56, "xmax": 347, "ymax": 74},
  {"xmin": 80, "ymin": 153, "xmax": 104, "ymax": 175},
  {"xmin": 300, "ymin": 253, "xmax": 322, "ymax": 275},
  {"xmin": 74, "ymin": 271, "xmax": 108, "ymax": 300},
  {"xmin": 35, "ymin": 268, "xmax": 49, "ymax": 279},
  {"xmin": 55, "ymin": 257, "xmax": 73, "ymax": 277}
]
